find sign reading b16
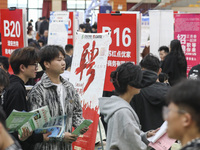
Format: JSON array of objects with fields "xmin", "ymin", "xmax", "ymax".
[
  {"xmin": 0, "ymin": 9, "xmax": 24, "ymax": 57},
  {"xmin": 98, "ymin": 13, "xmax": 137, "ymax": 92}
]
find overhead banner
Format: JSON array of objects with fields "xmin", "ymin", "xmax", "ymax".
[
  {"xmin": 149, "ymin": 10, "xmax": 174, "ymax": 58},
  {"xmin": 70, "ymin": 32, "xmax": 111, "ymax": 150},
  {"xmin": 174, "ymin": 14, "xmax": 200, "ymax": 75},
  {"xmin": 98, "ymin": 13, "xmax": 137, "ymax": 91},
  {"xmin": 48, "ymin": 11, "xmax": 69, "ymax": 48},
  {"xmin": 0, "ymin": 9, "xmax": 24, "ymax": 57}
]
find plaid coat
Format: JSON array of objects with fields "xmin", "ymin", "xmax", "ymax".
[{"xmin": 27, "ymin": 73, "xmax": 84, "ymax": 150}]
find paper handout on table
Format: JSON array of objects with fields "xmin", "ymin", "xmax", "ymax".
[
  {"xmin": 148, "ymin": 121, "xmax": 176, "ymax": 150},
  {"xmin": 72, "ymin": 119, "xmax": 93, "ymax": 136}
]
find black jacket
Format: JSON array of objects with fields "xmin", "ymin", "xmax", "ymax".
[
  {"xmin": 3, "ymin": 75, "xmax": 43, "ymax": 150},
  {"xmin": 130, "ymin": 82, "xmax": 170, "ymax": 132},
  {"xmin": 188, "ymin": 64, "xmax": 200, "ymax": 80},
  {"xmin": 161, "ymin": 53, "xmax": 187, "ymax": 86}
]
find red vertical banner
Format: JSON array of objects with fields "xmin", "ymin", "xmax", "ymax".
[
  {"xmin": 0, "ymin": 9, "xmax": 24, "ymax": 57},
  {"xmin": 68, "ymin": 12, "xmax": 74, "ymax": 45},
  {"xmin": 98, "ymin": 14, "xmax": 137, "ymax": 91},
  {"xmin": 174, "ymin": 14, "xmax": 200, "ymax": 75}
]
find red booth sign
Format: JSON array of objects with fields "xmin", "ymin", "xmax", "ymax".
[
  {"xmin": 0, "ymin": 9, "xmax": 24, "ymax": 57},
  {"xmin": 98, "ymin": 13, "xmax": 137, "ymax": 91},
  {"xmin": 68, "ymin": 12, "xmax": 74, "ymax": 45}
]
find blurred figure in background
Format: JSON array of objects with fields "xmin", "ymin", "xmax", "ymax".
[
  {"xmin": 161, "ymin": 39, "xmax": 187, "ymax": 86},
  {"xmin": 158, "ymin": 46, "xmax": 169, "ymax": 66}
]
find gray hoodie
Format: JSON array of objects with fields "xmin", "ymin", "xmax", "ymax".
[{"xmin": 99, "ymin": 96, "xmax": 149, "ymax": 150}]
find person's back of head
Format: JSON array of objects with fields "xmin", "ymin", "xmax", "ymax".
[
  {"xmin": 65, "ymin": 44, "xmax": 73, "ymax": 55},
  {"xmin": 110, "ymin": 62, "xmax": 157, "ymax": 95},
  {"xmin": 86, "ymin": 18, "xmax": 90, "ymax": 23},
  {"xmin": 10, "ymin": 47, "xmax": 39, "ymax": 75},
  {"xmin": 39, "ymin": 45, "xmax": 65, "ymax": 71},
  {"xmin": 0, "ymin": 68, "xmax": 9, "ymax": 89},
  {"xmin": 79, "ymin": 24, "xmax": 86, "ymax": 32},
  {"xmin": 0, "ymin": 56, "xmax": 9, "ymax": 72},
  {"xmin": 170, "ymin": 39, "xmax": 186, "ymax": 69},
  {"xmin": 158, "ymin": 73, "xmax": 169, "ymax": 83},
  {"xmin": 140, "ymin": 54, "xmax": 160, "ymax": 73},
  {"xmin": 166, "ymin": 79, "xmax": 200, "ymax": 141}
]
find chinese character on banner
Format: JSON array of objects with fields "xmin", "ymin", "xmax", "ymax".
[
  {"xmin": 70, "ymin": 32, "xmax": 111, "ymax": 150},
  {"xmin": 75, "ymin": 41, "xmax": 99, "ymax": 93},
  {"xmin": 174, "ymin": 14, "xmax": 200, "ymax": 76}
]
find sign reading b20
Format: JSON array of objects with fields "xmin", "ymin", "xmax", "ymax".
[{"xmin": 0, "ymin": 9, "xmax": 24, "ymax": 57}]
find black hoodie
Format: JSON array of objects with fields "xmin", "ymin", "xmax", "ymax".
[
  {"xmin": 130, "ymin": 82, "xmax": 170, "ymax": 132},
  {"xmin": 3, "ymin": 75, "xmax": 43, "ymax": 150}
]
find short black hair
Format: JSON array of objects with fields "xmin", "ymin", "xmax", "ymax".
[
  {"xmin": 86, "ymin": 18, "xmax": 90, "ymax": 23},
  {"xmin": 39, "ymin": 45, "xmax": 65, "ymax": 70},
  {"xmin": 110, "ymin": 62, "xmax": 142, "ymax": 95},
  {"xmin": 79, "ymin": 24, "xmax": 86, "ymax": 30},
  {"xmin": 9, "ymin": 47, "xmax": 39, "ymax": 74},
  {"xmin": 140, "ymin": 54, "xmax": 160, "ymax": 73},
  {"xmin": 166, "ymin": 79, "xmax": 200, "ymax": 131},
  {"xmin": 65, "ymin": 44, "xmax": 73, "ymax": 53},
  {"xmin": 0, "ymin": 56, "xmax": 9, "ymax": 71},
  {"xmin": 0, "ymin": 106, "xmax": 6, "ymax": 128},
  {"xmin": 0, "ymin": 68, "xmax": 9, "ymax": 88},
  {"xmin": 158, "ymin": 46, "xmax": 169, "ymax": 53},
  {"xmin": 159, "ymin": 73, "xmax": 169, "ymax": 83}
]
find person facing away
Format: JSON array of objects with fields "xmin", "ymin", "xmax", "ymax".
[
  {"xmin": 79, "ymin": 24, "xmax": 86, "ymax": 33},
  {"xmin": 0, "ymin": 106, "xmax": 22, "ymax": 150},
  {"xmin": 40, "ymin": 30, "xmax": 48, "ymax": 45},
  {"xmin": 0, "ymin": 68, "xmax": 9, "ymax": 106},
  {"xmin": 130, "ymin": 54, "xmax": 170, "ymax": 132},
  {"xmin": 27, "ymin": 45, "xmax": 88, "ymax": 150},
  {"xmin": 165, "ymin": 79, "xmax": 200, "ymax": 150},
  {"xmin": 3, "ymin": 47, "xmax": 50, "ymax": 150},
  {"xmin": 161, "ymin": 39, "xmax": 187, "ymax": 86},
  {"xmin": 0, "ymin": 56, "xmax": 10, "ymax": 77},
  {"xmin": 158, "ymin": 46, "xmax": 169, "ymax": 66},
  {"xmin": 99, "ymin": 62, "xmax": 159, "ymax": 150}
]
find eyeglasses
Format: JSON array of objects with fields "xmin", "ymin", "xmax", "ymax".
[
  {"xmin": 29, "ymin": 63, "xmax": 38, "ymax": 68},
  {"xmin": 162, "ymin": 106, "xmax": 187, "ymax": 120}
]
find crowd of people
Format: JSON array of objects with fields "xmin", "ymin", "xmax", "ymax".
[{"xmin": 0, "ymin": 15, "xmax": 200, "ymax": 150}]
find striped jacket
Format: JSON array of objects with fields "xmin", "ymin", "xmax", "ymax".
[{"xmin": 27, "ymin": 73, "xmax": 84, "ymax": 150}]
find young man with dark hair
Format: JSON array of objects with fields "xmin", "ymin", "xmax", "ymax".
[
  {"xmin": 3, "ymin": 47, "xmax": 50, "ymax": 150},
  {"xmin": 130, "ymin": 54, "xmax": 170, "ymax": 132},
  {"xmin": 158, "ymin": 46, "xmax": 169, "ymax": 64},
  {"xmin": 0, "ymin": 56, "xmax": 9, "ymax": 75},
  {"xmin": 0, "ymin": 106, "xmax": 22, "ymax": 150},
  {"xmin": 165, "ymin": 79, "xmax": 200, "ymax": 150},
  {"xmin": 27, "ymin": 45, "xmax": 88, "ymax": 150}
]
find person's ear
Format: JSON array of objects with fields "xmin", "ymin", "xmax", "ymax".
[
  {"xmin": 44, "ymin": 61, "xmax": 50, "ymax": 69},
  {"xmin": 182, "ymin": 113, "xmax": 192, "ymax": 128},
  {"xmin": 19, "ymin": 64, "xmax": 26, "ymax": 73}
]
